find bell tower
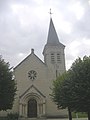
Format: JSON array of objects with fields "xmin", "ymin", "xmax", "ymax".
[{"xmin": 43, "ymin": 18, "xmax": 66, "ymax": 77}]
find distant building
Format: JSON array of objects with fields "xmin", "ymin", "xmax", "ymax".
[{"xmin": 0, "ymin": 18, "xmax": 67, "ymax": 118}]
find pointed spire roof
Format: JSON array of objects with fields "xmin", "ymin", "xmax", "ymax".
[
  {"xmin": 47, "ymin": 18, "xmax": 60, "ymax": 45},
  {"xmin": 43, "ymin": 18, "xmax": 65, "ymax": 55}
]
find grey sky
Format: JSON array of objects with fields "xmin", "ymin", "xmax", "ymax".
[{"xmin": 0, "ymin": 0, "xmax": 90, "ymax": 70}]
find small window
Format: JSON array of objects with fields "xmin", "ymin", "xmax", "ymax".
[
  {"xmin": 57, "ymin": 53, "xmax": 61, "ymax": 63},
  {"xmin": 51, "ymin": 53, "xmax": 55, "ymax": 63}
]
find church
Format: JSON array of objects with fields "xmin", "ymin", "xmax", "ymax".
[{"xmin": 1, "ymin": 17, "xmax": 68, "ymax": 118}]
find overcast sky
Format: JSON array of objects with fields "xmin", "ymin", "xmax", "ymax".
[{"xmin": 0, "ymin": 0, "xmax": 90, "ymax": 70}]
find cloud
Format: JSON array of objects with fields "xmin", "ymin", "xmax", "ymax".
[{"xmin": 0, "ymin": 0, "xmax": 90, "ymax": 70}]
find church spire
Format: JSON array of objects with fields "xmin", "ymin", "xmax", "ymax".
[
  {"xmin": 43, "ymin": 17, "xmax": 65, "ymax": 55},
  {"xmin": 46, "ymin": 18, "xmax": 60, "ymax": 45},
  {"xmin": 43, "ymin": 16, "xmax": 66, "ymax": 74}
]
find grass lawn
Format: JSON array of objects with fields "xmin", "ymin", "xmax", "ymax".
[{"xmin": 72, "ymin": 112, "xmax": 87, "ymax": 118}]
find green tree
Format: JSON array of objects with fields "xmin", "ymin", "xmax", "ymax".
[
  {"xmin": 0, "ymin": 56, "xmax": 17, "ymax": 111},
  {"xmin": 68, "ymin": 56, "xmax": 90, "ymax": 120},
  {"xmin": 51, "ymin": 56, "xmax": 90, "ymax": 120},
  {"xmin": 51, "ymin": 72, "xmax": 73, "ymax": 120}
]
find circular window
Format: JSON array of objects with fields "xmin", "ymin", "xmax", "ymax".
[{"xmin": 28, "ymin": 70, "xmax": 37, "ymax": 80}]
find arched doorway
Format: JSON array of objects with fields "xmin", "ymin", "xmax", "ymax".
[{"xmin": 28, "ymin": 99, "xmax": 37, "ymax": 118}]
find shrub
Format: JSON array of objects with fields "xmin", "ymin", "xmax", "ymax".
[
  {"xmin": 7, "ymin": 113, "xmax": 19, "ymax": 120},
  {"xmin": 0, "ymin": 117, "xmax": 7, "ymax": 120}
]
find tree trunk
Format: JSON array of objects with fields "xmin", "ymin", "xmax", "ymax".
[
  {"xmin": 68, "ymin": 108, "xmax": 72, "ymax": 120},
  {"xmin": 88, "ymin": 112, "xmax": 90, "ymax": 120}
]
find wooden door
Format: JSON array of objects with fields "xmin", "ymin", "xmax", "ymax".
[{"xmin": 28, "ymin": 99, "xmax": 37, "ymax": 118}]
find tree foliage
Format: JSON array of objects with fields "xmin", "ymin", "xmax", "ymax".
[
  {"xmin": 51, "ymin": 72, "xmax": 70, "ymax": 109},
  {"xmin": 0, "ymin": 56, "xmax": 17, "ymax": 111},
  {"xmin": 51, "ymin": 56, "xmax": 90, "ymax": 120},
  {"xmin": 69, "ymin": 56, "xmax": 90, "ymax": 112}
]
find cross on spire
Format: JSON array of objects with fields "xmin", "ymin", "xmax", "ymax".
[{"xmin": 49, "ymin": 8, "xmax": 53, "ymax": 18}]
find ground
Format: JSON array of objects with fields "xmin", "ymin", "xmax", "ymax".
[{"xmin": 48, "ymin": 118, "xmax": 87, "ymax": 120}]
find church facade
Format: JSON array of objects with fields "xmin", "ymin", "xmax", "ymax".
[{"xmin": 0, "ymin": 18, "xmax": 68, "ymax": 118}]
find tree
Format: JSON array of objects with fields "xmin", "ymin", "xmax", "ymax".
[
  {"xmin": 0, "ymin": 56, "xmax": 17, "ymax": 111},
  {"xmin": 68, "ymin": 56, "xmax": 90, "ymax": 120},
  {"xmin": 51, "ymin": 56, "xmax": 90, "ymax": 120},
  {"xmin": 51, "ymin": 72, "xmax": 73, "ymax": 120}
]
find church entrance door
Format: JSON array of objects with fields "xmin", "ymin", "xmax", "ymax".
[{"xmin": 28, "ymin": 99, "xmax": 37, "ymax": 118}]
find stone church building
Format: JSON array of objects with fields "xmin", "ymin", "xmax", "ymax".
[{"xmin": 1, "ymin": 18, "xmax": 68, "ymax": 118}]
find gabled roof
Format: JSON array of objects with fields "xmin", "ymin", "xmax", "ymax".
[
  {"xmin": 14, "ymin": 49, "xmax": 46, "ymax": 70},
  {"xmin": 19, "ymin": 84, "xmax": 46, "ymax": 98}
]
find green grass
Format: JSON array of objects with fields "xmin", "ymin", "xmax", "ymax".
[{"xmin": 72, "ymin": 112, "xmax": 87, "ymax": 118}]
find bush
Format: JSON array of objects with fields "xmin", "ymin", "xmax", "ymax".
[
  {"xmin": 0, "ymin": 117, "xmax": 7, "ymax": 120},
  {"xmin": 7, "ymin": 113, "xmax": 19, "ymax": 120}
]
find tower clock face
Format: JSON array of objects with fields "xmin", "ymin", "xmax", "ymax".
[{"xmin": 28, "ymin": 70, "xmax": 37, "ymax": 80}]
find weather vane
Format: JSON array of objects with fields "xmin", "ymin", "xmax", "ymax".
[{"xmin": 49, "ymin": 8, "xmax": 53, "ymax": 18}]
